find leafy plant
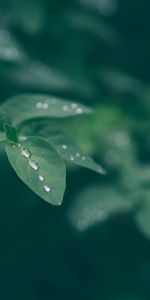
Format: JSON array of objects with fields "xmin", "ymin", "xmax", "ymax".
[{"xmin": 0, "ymin": 94, "xmax": 105, "ymax": 206}]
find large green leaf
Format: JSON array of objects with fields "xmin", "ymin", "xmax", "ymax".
[
  {"xmin": 68, "ymin": 185, "xmax": 134, "ymax": 231},
  {"xmin": 1, "ymin": 94, "xmax": 92, "ymax": 125},
  {"xmin": 19, "ymin": 121, "xmax": 105, "ymax": 174},
  {"xmin": 5, "ymin": 137, "xmax": 66, "ymax": 205}
]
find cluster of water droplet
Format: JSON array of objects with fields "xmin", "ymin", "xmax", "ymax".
[
  {"xmin": 20, "ymin": 147, "xmax": 52, "ymax": 193},
  {"xmin": 61, "ymin": 143, "xmax": 105, "ymax": 174},
  {"xmin": 36, "ymin": 100, "xmax": 83, "ymax": 115},
  {"xmin": 62, "ymin": 144, "xmax": 86, "ymax": 162}
]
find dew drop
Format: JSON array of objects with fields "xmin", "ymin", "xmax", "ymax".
[
  {"xmin": 43, "ymin": 185, "xmax": 52, "ymax": 193},
  {"xmin": 43, "ymin": 103, "xmax": 49, "ymax": 109},
  {"xmin": 71, "ymin": 103, "xmax": 78, "ymax": 109},
  {"xmin": 19, "ymin": 135, "xmax": 27, "ymax": 141},
  {"xmin": 70, "ymin": 155, "xmax": 75, "ymax": 161},
  {"xmin": 82, "ymin": 156, "xmax": 86, "ymax": 161},
  {"xmin": 76, "ymin": 107, "xmax": 83, "ymax": 114},
  {"xmin": 21, "ymin": 148, "xmax": 31, "ymax": 159},
  {"xmin": 62, "ymin": 105, "xmax": 69, "ymax": 112},
  {"xmin": 39, "ymin": 175, "xmax": 44, "ymax": 182},
  {"xmin": 36, "ymin": 102, "xmax": 42, "ymax": 109},
  {"xmin": 76, "ymin": 152, "xmax": 80, "ymax": 158},
  {"xmin": 62, "ymin": 144, "xmax": 67, "ymax": 150},
  {"xmin": 29, "ymin": 160, "xmax": 39, "ymax": 171}
]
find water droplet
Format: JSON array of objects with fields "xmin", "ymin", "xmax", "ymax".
[
  {"xmin": 62, "ymin": 144, "xmax": 67, "ymax": 150},
  {"xmin": 43, "ymin": 185, "xmax": 52, "ymax": 193},
  {"xmin": 39, "ymin": 175, "xmax": 44, "ymax": 182},
  {"xmin": 71, "ymin": 103, "xmax": 78, "ymax": 109},
  {"xmin": 70, "ymin": 155, "xmax": 75, "ymax": 161},
  {"xmin": 12, "ymin": 143, "xmax": 21, "ymax": 148},
  {"xmin": 76, "ymin": 107, "xmax": 83, "ymax": 114},
  {"xmin": 76, "ymin": 152, "xmax": 80, "ymax": 158},
  {"xmin": 36, "ymin": 102, "xmax": 42, "ymax": 109},
  {"xmin": 29, "ymin": 160, "xmax": 39, "ymax": 171},
  {"xmin": 43, "ymin": 103, "xmax": 49, "ymax": 109},
  {"xmin": 82, "ymin": 156, "xmax": 86, "ymax": 160},
  {"xmin": 21, "ymin": 148, "xmax": 31, "ymax": 158},
  {"xmin": 19, "ymin": 135, "xmax": 27, "ymax": 141},
  {"xmin": 62, "ymin": 105, "xmax": 69, "ymax": 112}
]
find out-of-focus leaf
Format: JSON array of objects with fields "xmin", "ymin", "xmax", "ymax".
[
  {"xmin": 0, "ymin": 132, "xmax": 6, "ymax": 143},
  {"xmin": 123, "ymin": 165, "xmax": 150, "ymax": 192},
  {"xmin": 135, "ymin": 192, "xmax": 150, "ymax": 238},
  {"xmin": 12, "ymin": 0, "xmax": 45, "ymax": 33},
  {"xmin": 4, "ymin": 61, "xmax": 73, "ymax": 91},
  {"xmin": 1, "ymin": 93, "xmax": 92, "ymax": 125},
  {"xmin": 78, "ymin": 0, "xmax": 118, "ymax": 17},
  {"xmin": 99, "ymin": 69, "xmax": 144, "ymax": 95},
  {"xmin": 0, "ymin": 29, "xmax": 26, "ymax": 63},
  {"xmin": 67, "ymin": 11, "xmax": 120, "ymax": 44},
  {"xmin": 68, "ymin": 185, "xmax": 134, "ymax": 231}
]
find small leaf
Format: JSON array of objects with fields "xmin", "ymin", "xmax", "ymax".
[
  {"xmin": 5, "ymin": 137, "xmax": 66, "ymax": 206},
  {"xmin": 3, "ymin": 123, "xmax": 18, "ymax": 144},
  {"xmin": 1, "ymin": 94, "xmax": 92, "ymax": 125},
  {"xmin": 47, "ymin": 133, "xmax": 106, "ymax": 174},
  {"xmin": 68, "ymin": 185, "xmax": 134, "ymax": 231}
]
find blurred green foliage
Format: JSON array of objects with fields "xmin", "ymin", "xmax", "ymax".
[{"xmin": 0, "ymin": 0, "xmax": 150, "ymax": 299}]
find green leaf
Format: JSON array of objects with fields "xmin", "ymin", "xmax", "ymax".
[
  {"xmin": 5, "ymin": 137, "xmax": 66, "ymax": 206},
  {"xmin": 0, "ymin": 29, "xmax": 26, "ymax": 63},
  {"xmin": 19, "ymin": 121, "xmax": 105, "ymax": 174},
  {"xmin": 1, "ymin": 94, "xmax": 92, "ymax": 125},
  {"xmin": 8, "ymin": 0, "xmax": 45, "ymax": 33},
  {"xmin": 68, "ymin": 185, "xmax": 134, "ymax": 231},
  {"xmin": 46, "ymin": 133, "xmax": 106, "ymax": 174},
  {"xmin": 5, "ymin": 61, "xmax": 73, "ymax": 91},
  {"xmin": 3, "ymin": 123, "xmax": 18, "ymax": 144}
]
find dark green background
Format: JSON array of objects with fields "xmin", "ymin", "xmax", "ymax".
[{"xmin": 0, "ymin": 0, "xmax": 150, "ymax": 299}]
